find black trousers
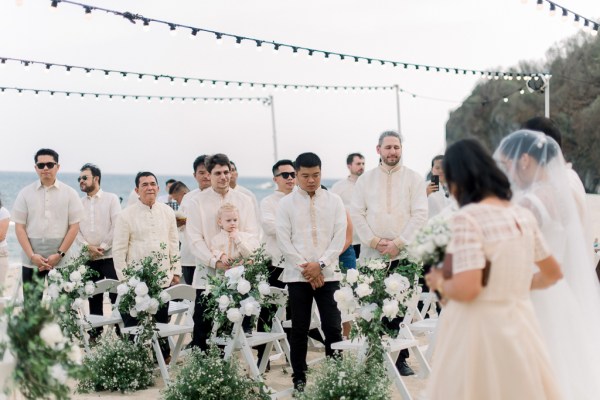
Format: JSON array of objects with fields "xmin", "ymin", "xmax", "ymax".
[
  {"xmin": 22, "ymin": 267, "xmax": 49, "ymax": 303},
  {"xmin": 190, "ymin": 289, "xmax": 213, "ymax": 351},
  {"xmin": 121, "ymin": 301, "xmax": 170, "ymax": 358},
  {"xmin": 287, "ymin": 281, "xmax": 342, "ymax": 382},
  {"xmin": 182, "ymin": 266, "xmax": 195, "ymax": 285},
  {"xmin": 353, "ymin": 244, "xmax": 361, "ymax": 259}
]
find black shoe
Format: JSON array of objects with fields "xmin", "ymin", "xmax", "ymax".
[
  {"xmin": 396, "ymin": 360, "xmax": 415, "ymax": 376},
  {"xmin": 293, "ymin": 379, "xmax": 305, "ymax": 393}
]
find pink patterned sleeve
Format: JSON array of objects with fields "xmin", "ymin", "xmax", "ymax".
[{"xmin": 449, "ymin": 212, "xmax": 486, "ymax": 274}]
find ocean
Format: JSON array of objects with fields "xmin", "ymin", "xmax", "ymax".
[{"xmin": 0, "ymin": 171, "xmax": 336, "ymax": 265}]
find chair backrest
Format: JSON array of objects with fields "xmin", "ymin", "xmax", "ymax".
[
  {"xmin": 163, "ymin": 284, "xmax": 196, "ymax": 302},
  {"xmin": 267, "ymin": 287, "xmax": 288, "ymax": 306},
  {"xmin": 92, "ymin": 279, "xmax": 120, "ymax": 296}
]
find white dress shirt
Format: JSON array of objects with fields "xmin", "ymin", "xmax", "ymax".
[
  {"xmin": 210, "ymin": 230, "xmax": 260, "ymax": 265},
  {"xmin": 350, "ymin": 165, "xmax": 428, "ymax": 262},
  {"xmin": 178, "ymin": 188, "xmax": 203, "ymax": 266},
  {"xmin": 77, "ymin": 189, "xmax": 121, "ymax": 259},
  {"xmin": 276, "ymin": 187, "xmax": 346, "ymax": 283},
  {"xmin": 331, "ymin": 177, "xmax": 360, "ymax": 245},
  {"xmin": 234, "ymin": 184, "xmax": 262, "ymax": 237},
  {"xmin": 112, "ymin": 200, "xmax": 181, "ymax": 287},
  {"xmin": 260, "ymin": 190, "xmax": 288, "ymax": 267},
  {"xmin": 185, "ymin": 188, "xmax": 259, "ymax": 288},
  {"xmin": 11, "ymin": 179, "xmax": 83, "ymax": 268},
  {"xmin": 427, "ymin": 183, "xmax": 453, "ymax": 219}
]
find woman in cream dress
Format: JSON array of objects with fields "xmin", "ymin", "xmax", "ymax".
[{"xmin": 425, "ymin": 139, "xmax": 563, "ymax": 400}]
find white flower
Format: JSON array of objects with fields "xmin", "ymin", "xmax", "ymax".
[
  {"xmin": 384, "ymin": 273, "xmax": 410, "ymax": 296},
  {"xmin": 49, "ymin": 364, "xmax": 68, "ymax": 384},
  {"xmin": 62, "ymin": 282, "xmax": 75, "ymax": 293},
  {"xmin": 334, "ymin": 286, "xmax": 358, "ymax": 313},
  {"xmin": 363, "ymin": 275, "xmax": 375, "ymax": 284},
  {"xmin": 84, "ymin": 282, "xmax": 95, "ymax": 296},
  {"xmin": 225, "ymin": 265, "xmax": 245, "ymax": 285},
  {"xmin": 40, "ymin": 323, "xmax": 65, "ymax": 349},
  {"xmin": 423, "ymin": 240, "xmax": 436, "ymax": 255},
  {"xmin": 237, "ymin": 279, "xmax": 251, "ymax": 295},
  {"xmin": 134, "ymin": 282, "xmax": 149, "ymax": 296},
  {"xmin": 226, "ymin": 307, "xmax": 243, "ymax": 323},
  {"xmin": 128, "ymin": 277, "xmax": 140, "ymax": 287},
  {"xmin": 433, "ymin": 233, "xmax": 450, "ymax": 247},
  {"xmin": 217, "ymin": 295, "xmax": 231, "ymax": 311},
  {"xmin": 345, "ymin": 269, "xmax": 359, "ymax": 284},
  {"xmin": 382, "ymin": 298, "xmax": 400, "ymax": 319},
  {"xmin": 133, "ymin": 263, "xmax": 142, "ymax": 272},
  {"xmin": 367, "ymin": 259, "xmax": 387, "ymax": 270},
  {"xmin": 130, "ymin": 309, "xmax": 138, "ymax": 317},
  {"xmin": 258, "ymin": 281, "xmax": 271, "ymax": 296},
  {"xmin": 240, "ymin": 296, "xmax": 261, "ymax": 316},
  {"xmin": 48, "ymin": 269, "xmax": 58, "ymax": 279},
  {"xmin": 354, "ymin": 283, "xmax": 373, "ymax": 298},
  {"xmin": 69, "ymin": 270, "xmax": 82, "ymax": 282},
  {"xmin": 47, "ymin": 284, "xmax": 60, "ymax": 299},
  {"xmin": 71, "ymin": 298, "xmax": 84, "ymax": 311},
  {"xmin": 135, "ymin": 295, "xmax": 151, "ymax": 312},
  {"xmin": 117, "ymin": 284, "xmax": 129, "ymax": 296},
  {"xmin": 147, "ymin": 298, "xmax": 160, "ymax": 314},
  {"xmin": 68, "ymin": 345, "xmax": 83, "ymax": 364},
  {"xmin": 78, "ymin": 265, "xmax": 87, "ymax": 274},
  {"xmin": 359, "ymin": 303, "xmax": 378, "ymax": 322},
  {"xmin": 159, "ymin": 291, "xmax": 171, "ymax": 303}
]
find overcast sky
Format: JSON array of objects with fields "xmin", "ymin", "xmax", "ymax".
[{"xmin": 0, "ymin": 0, "xmax": 597, "ymax": 179}]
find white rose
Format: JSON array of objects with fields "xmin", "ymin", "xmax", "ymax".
[
  {"xmin": 147, "ymin": 298, "xmax": 160, "ymax": 314},
  {"xmin": 47, "ymin": 284, "xmax": 60, "ymax": 299},
  {"xmin": 226, "ymin": 307, "xmax": 242, "ymax": 323},
  {"xmin": 382, "ymin": 298, "xmax": 400, "ymax": 319},
  {"xmin": 237, "ymin": 279, "xmax": 251, "ymax": 295},
  {"xmin": 69, "ymin": 271, "xmax": 82, "ymax": 282},
  {"xmin": 423, "ymin": 240, "xmax": 436, "ymax": 255},
  {"xmin": 225, "ymin": 265, "xmax": 245, "ymax": 284},
  {"xmin": 68, "ymin": 345, "xmax": 83, "ymax": 364},
  {"xmin": 128, "ymin": 277, "xmax": 140, "ymax": 287},
  {"xmin": 240, "ymin": 296, "xmax": 261, "ymax": 316},
  {"xmin": 134, "ymin": 282, "xmax": 149, "ymax": 296},
  {"xmin": 159, "ymin": 291, "xmax": 171, "ymax": 303},
  {"xmin": 363, "ymin": 275, "xmax": 374, "ymax": 284},
  {"xmin": 217, "ymin": 295, "xmax": 231, "ymax": 311},
  {"xmin": 48, "ymin": 269, "xmax": 58, "ymax": 279},
  {"xmin": 130, "ymin": 309, "xmax": 138, "ymax": 317},
  {"xmin": 49, "ymin": 364, "xmax": 68, "ymax": 384},
  {"xmin": 384, "ymin": 273, "xmax": 410, "ymax": 296},
  {"xmin": 135, "ymin": 295, "xmax": 150, "ymax": 312},
  {"xmin": 334, "ymin": 287, "xmax": 357, "ymax": 313},
  {"xmin": 62, "ymin": 282, "xmax": 75, "ymax": 293},
  {"xmin": 71, "ymin": 298, "xmax": 84, "ymax": 311},
  {"xmin": 354, "ymin": 283, "xmax": 373, "ymax": 298},
  {"xmin": 116, "ymin": 284, "xmax": 129, "ymax": 296},
  {"xmin": 345, "ymin": 269, "xmax": 359, "ymax": 284},
  {"xmin": 39, "ymin": 323, "xmax": 65, "ymax": 349},
  {"xmin": 367, "ymin": 259, "xmax": 387, "ymax": 270},
  {"xmin": 78, "ymin": 265, "xmax": 87, "ymax": 274},
  {"xmin": 84, "ymin": 282, "xmax": 95, "ymax": 296},
  {"xmin": 258, "ymin": 282, "xmax": 271, "ymax": 296},
  {"xmin": 433, "ymin": 233, "xmax": 449, "ymax": 247},
  {"xmin": 359, "ymin": 303, "xmax": 378, "ymax": 322}
]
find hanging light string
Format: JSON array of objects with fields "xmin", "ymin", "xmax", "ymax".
[
  {"xmin": 0, "ymin": 56, "xmax": 395, "ymax": 91},
  {"xmin": 48, "ymin": 0, "xmax": 546, "ymax": 80},
  {"xmin": 0, "ymin": 85, "xmax": 270, "ymax": 103},
  {"xmin": 526, "ymin": 0, "xmax": 599, "ymax": 35}
]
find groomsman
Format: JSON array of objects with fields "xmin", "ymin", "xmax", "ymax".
[
  {"xmin": 77, "ymin": 163, "xmax": 121, "ymax": 340},
  {"xmin": 276, "ymin": 152, "xmax": 346, "ymax": 392},
  {"xmin": 350, "ymin": 130, "xmax": 428, "ymax": 376}
]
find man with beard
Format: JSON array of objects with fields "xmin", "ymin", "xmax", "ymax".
[
  {"xmin": 77, "ymin": 163, "xmax": 121, "ymax": 341},
  {"xmin": 350, "ymin": 130, "xmax": 428, "ymax": 376}
]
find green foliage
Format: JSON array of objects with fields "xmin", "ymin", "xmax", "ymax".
[
  {"xmin": 297, "ymin": 352, "xmax": 390, "ymax": 400},
  {"xmin": 162, "ymin": 346, "xmax": 270, "ymax": 400},
  {"xmin": 77, "ymin": 335, "xmax": 154, "ymax": 394}
]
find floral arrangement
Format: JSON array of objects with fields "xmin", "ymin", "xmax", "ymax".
[
  {"xmin": 296, "ymin": 352, "xmax": 390, "ymax": 400},
  {"xmin": 46, "ymin": 246, "xmax": 97, "ymax": 342},
  {"xmin": 77, "ymin": 334, "xmax": 154, "ymax": 394},
  {"xmin": 334, "ymin": 252, "xmax": 421, "ymax": 360},
  {"xmin": 162, "ymin": 346, "xmax": 270, "ymax": 400},
  {"xmin": 408, "ymin": 216, "xmax": 451, "ymax": 267},
  {"xmin": 1, "ymin": 278, "xmax": 83, "ymax": 400},
  {"xmin": 203, "ymin": 246, "xmax": 273, "ymax": 332},
  {"xmin": 117, "ymin": 244, "xmax": 176, "ymax": 343}
]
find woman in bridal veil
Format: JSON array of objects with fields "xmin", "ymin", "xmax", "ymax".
[{"xmin": 495, "ymin": 129, "xmax": 600, "ymax": 399}]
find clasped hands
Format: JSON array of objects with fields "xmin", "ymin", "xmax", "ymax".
[
  {"xmin": 300, "ymin": 262, "xmax": 324, "ymax": 290},
  {"xmin": 376, "ymin": 239, "xmax": 401, "ymax": 257}
]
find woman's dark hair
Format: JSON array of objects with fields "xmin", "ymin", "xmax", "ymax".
[
  {"xmin": 443, "ymin": 139, "xmax": 512, "ymax": 207},
  {"xmin": 498, "ymin": 129, "xmax": 558, "ymax": 165}
]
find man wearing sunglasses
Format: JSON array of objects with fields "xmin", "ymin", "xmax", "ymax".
[
  {"xmin": 12, "ymin": 148, "xmax": 83, "ymax": 300},
  {"xmin": 77, "ymin": 163, "xmax": 121, "ymax": 341}
]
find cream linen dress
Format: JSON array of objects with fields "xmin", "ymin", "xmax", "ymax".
[{"xmin": 427, "ymin": 203, "xmax": 561, "ymax": 400}]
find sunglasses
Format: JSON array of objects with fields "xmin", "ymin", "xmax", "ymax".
[
  {"xmin": 275, "ymin": 172, "xmax": 296, "ymax": 179},
  {"xmin": 35, "ymin": 162, "xmax": 57, "ymax": 169},
  {"xmin": 77, "ymin": 176, "xmax": 91, "ymax": 182}
]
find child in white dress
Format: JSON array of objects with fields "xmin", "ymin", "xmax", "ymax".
[{"xmin": 210, "ymin": 203, "xmax": 259, "ymax": 267}]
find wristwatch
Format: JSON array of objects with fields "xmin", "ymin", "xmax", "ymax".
[
  {"xmin": 319, "ymin": 261, "xmax": 326, "ymax": 270},
  {"xmin": 57, "ymin": 250, "xmax": 66, "ymax": 258}
]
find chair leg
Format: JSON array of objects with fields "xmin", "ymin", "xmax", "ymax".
[
  {"xmin": 258, "ymin": 342, "xmax": 274, "ymax": 373},
  {"xmin": 171, "ymin": 334, "xmax": 186, "ymax": 365},
  {"xmin": 383, "ymin": 352, "xmax": 413, "ymax": 400},
  {"xmin": 240, "ymin": 338, "xmax": 262, "ymax": 380},
  {"xmin": 153, "ymin": 335, "xmax": 170, "ymax": 384}
]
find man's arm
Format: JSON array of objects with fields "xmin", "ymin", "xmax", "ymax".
[
  {"xmin": 100, "ymin": 194, "xmax": 122, "ymax": 251},
  {"xmin": 111, "ymin": 213, "xmax": 129, "ymax": 281},
  {"xmin": 275, "ymin": 202, "xmax": 308, "ymax": 268},
  {"xmin": 260, "ymin": 197, "xmax": 277, "ymax": 237},
  {"xmin": 394, "ymin": 178, "xmax": 428, "ymax": 249},
  {"xmin": 185, "ymin": 196, "xmax": 214, "ymax": 268},
  {"xmin": 15, "ymin": 223, "xmax": 50, "ymax": 270},
  {"xmin": 47, "ymin": 223, "xmax": 79, "ymax": 267},
  {"xmin": 166, "ymin": 209, "xmax": 182, "ymax": 279},
  {"xmin": 350, "ymin": 177, "xmax": 380, "ymax": 249},
  {"xmin": 319, "ymin": 196, "xmax": 348, "ymax": 267}
]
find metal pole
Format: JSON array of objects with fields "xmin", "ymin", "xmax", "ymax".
[
  {"xmin": 544, "ymin": 76, "xmax": 551, "ymax": 118},
  {"xmin": 394, "ymin": 84, "xmax": 402, "ymax": 133},
  {"xmin": 269, "ymin": 95, "xmax": 278, "ymax": 162}
]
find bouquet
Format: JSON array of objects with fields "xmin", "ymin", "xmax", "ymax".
[
  {"xmin": 334, "ymin": 252, "xmax": 421, "ymax": 361},
  {"xmin": 408, "ymin": 216, "xmax": 451, "ymax": 267},
  {"xmin": 203, "ymin": 246, "xmax": 273, "ymax": 333},
  {"xmin": 117, "ymin": 243, "xmax": 177, "ymax": 343},
  {"xmin": 46, "ymin": 246, "xmax": 97, "ymax": 342}
]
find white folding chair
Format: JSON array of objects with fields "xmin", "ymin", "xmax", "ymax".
[
  {"xmin": 281, "ymin": 299, "xmax": 326, "ymax": 365},
  {"xmin": 77, "ymin": 278, "xmax": 123, "ymax": 352},
  {"xmin": 406, "ymin": 288, "xmax": 440, "ymax": 362}
]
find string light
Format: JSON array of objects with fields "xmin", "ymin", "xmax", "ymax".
[
  {"xmin": 524, "ymin": 1, "xmax": 599, "ymax": 34},
  {"xmin": 50, "ymin": 0, "xmax": 545, "ymax": 78}
]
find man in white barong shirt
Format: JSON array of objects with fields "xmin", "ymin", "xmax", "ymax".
[
  {"xmin": 350, "ymin": 130, "xmax": 428, "ymax": 376},
  {"xmin": 276, "ymin": 152, "xmax": 346, "ymax": 392}
]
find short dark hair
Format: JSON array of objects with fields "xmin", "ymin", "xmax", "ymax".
[
  {"xmin": 205, "ymin": 153, "xmax": 231, "ymax": 173},
  {"xmin": 522, "ymin": 116, "xmax": 562, "ymax": 148},
  {"xmin": 272, "ymin": 159, "xmax": 294, "ymax": 176},
  {"xmin": 169, "ymin": 181, "xmax": 189, "ymax": 195},
  {"xmin": 294, "ymin": 152, "xmax": 321, "ymax": 170},
  {"xmin": 498, "ymin": 130, "xmax": 558, "ymax": 165},
  {"xmin": 346, "ymin": 153, "xmax": 364, "ymax": 165},
  {"xmin": 165, "ymin": 179, "xmax": 176, "ymax": 187},
  {"xmin": 80, "ymin": 163, "xmax": 102, "ymax": 184},
  {"xmin": 443, "ymin": 139, "xmax": 511, "ymax": 207},
  {"xmin": 193, "ymin": 155, "xmax": 208, "ymax": 172},
  {"xmin": 230, "ymin": 160, "xmax": 237, "ymax": 171},
  {"xmin": 34, "ymin": 148, "xmax": 59, "ymax": 163},
  {"xmin": 431, "ymin": 155, "xmax": 444, "ymax": 167},
  {"xmin": 135, "ymin": 171, "xmax": 158, "ymax": 188}
]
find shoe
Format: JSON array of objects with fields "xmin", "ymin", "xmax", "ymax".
[
  {"xmin": 293, "ymin": 379, "xmax": 306, "ymax": 393},
  {"xmin": 396, "ymin": 360, "xmax": 415, "ymax": 376}
]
